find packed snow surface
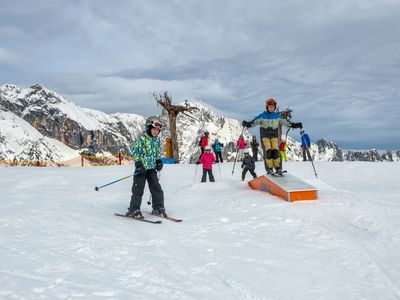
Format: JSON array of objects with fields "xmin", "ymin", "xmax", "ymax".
[{"xmin": 1, "ymin": 162, "xmax": 400, "ymax": 299}]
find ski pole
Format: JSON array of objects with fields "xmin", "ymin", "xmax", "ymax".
[
  {"xmin": 94, "ymin": 174, "xmax": 133, "ymax": 191},
  {"xmin": 217, "ymin": 161, "xmax": 222, "ymax": 178},
  {"xmin": 232, "ymin": 127, "xmax": 245, "ymax": 175},
  {"xmin": 300, "ymin": 130, "xmax": 318, "ymax": 178},
  {"xmin": 279, "ymin": 126, "xmax": 291, "ymax": 170},
  {"xmin": 306, "ymin": 146, "xmax": 318, "ymax": 178},
  {"xmin": 194, "ymin": 163, "xmax": 199, "ymax": 183},
  {"xmin": 231, "ymin": 146, "xmax": 240, "ymax": 175}
]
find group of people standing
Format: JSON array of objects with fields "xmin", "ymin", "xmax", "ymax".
[
  {"xmin": 196, "ymin": 131, "xmax": 222, "ymax": 183},
  {"xmin": 126, "ymin": 97, "xmax": 311, "ymax": 219},
  {"xmin": 197, "ymin": 131, "xmax": 258, "ymax": 182},
  {"xmin": 198, "ymin": 131, "xmax": 224, "ymax": 163},
  {"xmin": 199, "ymin": 133, "xmax": 260, "ymax": 164}
]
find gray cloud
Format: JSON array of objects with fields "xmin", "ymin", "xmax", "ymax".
[
  {"xmin": 0, "ymin": 47, "xmax": 18, "ymax": 64},
  {"xmin": 1, "ymin": 0, "xmax": 399, "ymax": 149}
]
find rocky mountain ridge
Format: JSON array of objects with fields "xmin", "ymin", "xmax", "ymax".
[{"xmin": 1, "ymin": 84, "xmax": 398, "ymax": 164}]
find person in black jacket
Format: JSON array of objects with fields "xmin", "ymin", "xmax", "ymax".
[
  {"xmin": 250, "ymin": 135, "xmax": 260, "ymax": 161},
  {"xmin": 241, "ymin": 149, "xmax": 257, "ymax": 181}
]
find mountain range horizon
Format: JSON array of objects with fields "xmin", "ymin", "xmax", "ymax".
[{"xmin": 0, "ymin": 83, "xmax": 398, "ymax": 164}]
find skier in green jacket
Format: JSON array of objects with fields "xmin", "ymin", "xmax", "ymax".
[{"xmin": 127, "ymin": 116, "xmax": 166, "ymax": 219}]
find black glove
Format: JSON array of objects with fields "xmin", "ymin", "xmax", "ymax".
[
  {"xmin": 242, "ymin": 120, "xmax": 253, "ymax": 128},
  {"xmin": 290, "ymin": 122, "xmax": 303, "ymax": 129},
  {"xmin": 196, "ymin": 161, "xmax": 200, "ymax": 165},
  {"xmin": 241, "ymin": 164, "xmax": 244, "ymax": 168},
  {"xmin": 155, "ymin": 159, "xmax": 163, "ymax": 171},
  {"xmin": 134, "ymin": 161, "xmax": 145, "ymax": 176}
]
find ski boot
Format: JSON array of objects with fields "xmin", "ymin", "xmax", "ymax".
[
  {"xmin": 266, "ymin": 168, "xmax": 274, "ymax": 175},
  {"xmin": 151, "ymin": 207, "xmax": 168, "ymax": 217},
  {"xmin": 274, "ymin": 168, "xmax": 284, "ymax": 176},
  {"xmin": 126, "ymin": 209, "xmax": 144, "ymax": 219}
]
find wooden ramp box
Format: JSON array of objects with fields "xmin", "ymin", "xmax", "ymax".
[{"xmin": 248, "ymin": 173, "xmax": 318, "ymax": 202}]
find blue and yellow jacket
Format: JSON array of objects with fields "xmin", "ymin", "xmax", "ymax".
[
  {"xmin": 252, "ymin": 111, "xmax": 291, "ymax": 138},
  {"xmin": 131, "ymin": 133, "xmax": 161, "ymax": 170}
]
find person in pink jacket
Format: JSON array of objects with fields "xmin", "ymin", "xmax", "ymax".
[
  {"xmin": 197, "ymin": 145, "xmax": 215, "ymax": 182},
  {"xmin": 236, "ymin": 135, "xmax": 247, "ymax": 161}
]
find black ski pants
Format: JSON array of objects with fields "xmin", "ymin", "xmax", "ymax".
[
  {"xmin": 129, "ymin": 169, "xmax": 164, "ymax": 211},
  {"xmin": 242, "ymin": 168, "xmax": 257, "ymax": 180},
  {"xmin": 201, "ymin": 168, "xmax": 215, "ymax": 182},
  {"xmin": 197, "ymin": 147, "xmax": 205, "ymax": 162},
  {"xmin": 215, "ymin": 151, "xmax": 223, "ymax": 163},
  {"xmin": 252, "ymin": 149, "xmax": 258, "ymax": 161}
]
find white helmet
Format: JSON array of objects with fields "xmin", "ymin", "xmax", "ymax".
[
  {"xmin": 205, "ymin": 145, "xmax": 211, "ymax": 151},
  {"xmin": 244, "ymin": 149, "xmax": 250, "ymax": 154},
  {"xmin": 145, "ymin": 116, "xmax": 163, "ymax": 129}
]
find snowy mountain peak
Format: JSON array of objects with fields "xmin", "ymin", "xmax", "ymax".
[
  {"xmin": 0, "ymin": 84, "xmax": 145, "ymax": 163},
  {"xmin": 27, "ymin": 83, "xmax": 68, "ymax": 105},
  {"xmin": 1, "ymin": 83, "xmax": 67, "ymax": 108}
]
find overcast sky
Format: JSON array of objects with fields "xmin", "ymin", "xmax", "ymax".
[{"xmin": 1, "ymin": 0, "xmax": 399, "ymax": 149}]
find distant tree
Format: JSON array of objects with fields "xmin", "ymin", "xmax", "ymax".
[
  {"xmin": 276, "ymin": 107, "xmax": 294, "ymax": 170},
  {"xmin": 279, "ymin": 107, "xmax": 293, "ymax": 140},
  {"xmin": 279, "ymin": 108, "xmax": 293, "ymax": 122},
  {"xmin": 153, "ymin": 92, "xmax": 198, "ymax": 162}
]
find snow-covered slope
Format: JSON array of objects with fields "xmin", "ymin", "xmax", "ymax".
[
  {"xmin": 1, "ymin": 162, "xmax": 399, "ymax": 299},
  {"xmin": 0, "ymin": 109, "xmax": 78, "ymax": 163}
]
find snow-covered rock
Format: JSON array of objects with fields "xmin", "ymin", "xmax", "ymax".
[
  {"xmin": 0, "ymin": 108, "xmax": 78, "ymax": 164},
  {"xmin": 159, "ymin": 101, "xmax": 253, "ymax": 163},
  {"xmin": 0, "ymin": 84, "xmax": 145, "ymax": 156}
]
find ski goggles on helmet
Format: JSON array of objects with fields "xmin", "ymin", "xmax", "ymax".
[{"xmin": 151, "ymin": 121, "xmax": 163, "ymax": 129}]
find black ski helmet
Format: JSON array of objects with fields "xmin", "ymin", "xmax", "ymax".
[{"xmin": 204, "ymin": 131, "xmax": 209, "ymax": 136}]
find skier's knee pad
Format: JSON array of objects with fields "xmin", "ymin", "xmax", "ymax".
[
  {"xmin": 266, "ymin": 149, "xmax": 272, "ymax": 159},
  {"xmin": 272, "ymin": 149, "xmax": 279, "ymax": 159}
]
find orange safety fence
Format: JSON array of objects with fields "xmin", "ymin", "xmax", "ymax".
[{"xmin": 0, "ymin": 153, "xmax": 134, "ymax": 168}]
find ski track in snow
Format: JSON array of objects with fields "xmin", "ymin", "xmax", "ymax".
[{"xmin": 0, "ymin": 162, "xmax": 399, "ymax": 299}]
